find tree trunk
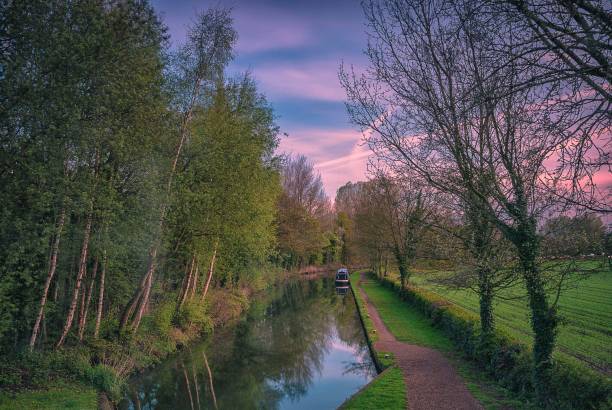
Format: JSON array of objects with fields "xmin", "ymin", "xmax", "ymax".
[
  {"xmin": 79, "ymin": 257, "xmax": 98, "ymax": 341},
  {"xmin": 519, "ymin": 237, "xmax": 558, "ymax": 408},
  {"xmin": 120, "ymin": 263, "xmax": 150, "ymax": 330},
  {"xmin": 477, "ymin": 266, "xmax": 495, "ymax": 336},
  {"xmin": 77, "ymin": 277, "xmax": 87, "ymax": 340},
  {"xmin": 179, "ymin": 255, "xmax": 196, "ymax": 308},
  {"xmin": 383, "ymin": 255, "xmax": 389, "ymax": 277},
  {"xmin": 516, "ymin": 226, "xmax": 556, "ymax": 406},
  {"xmin": 122, "ymin": 79, "xmax": 204, "ymax": 333},
  {"xmin": 30, "ymin": 204, "xmax": 67, "ymax": 350},
  {"xmin": 56, "ymin": 210, "xmax": 93, "ymax": 348},
  {"xmin": 94, "ymin": 251, "xmax": 106, "ymax": 338},
  {"xmin": 190, "ymin": 264, "xmax": 199, "ymax": 300},
  {"xmin": 201, "ymin": 242, "xmax": 218, "ymax": 302},
  {"xmin": 395, "ymin": 251, "xmax": 409, "ymax": 288},
  {"xmin": 132, "ymin": 264, "xmax": 154, "ymax": 331}
]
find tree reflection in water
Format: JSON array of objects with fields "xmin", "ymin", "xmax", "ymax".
[{"xmin": 119, "ymin": 277, "xmax": 375, "ymax": 409}]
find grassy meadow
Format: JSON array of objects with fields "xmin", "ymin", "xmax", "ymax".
[{"xmin": 405, "ymin": 260, "xmax": 612, "ymax": 374}]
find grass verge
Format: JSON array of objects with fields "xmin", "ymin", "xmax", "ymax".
[
  {"xmin": 371, "ymin": 270, "xmax": 611, "ymax": 409},
  {"xmin": 341, "ymin": 367, "xmax": 406, "ymax": 410},
  {"xmin": 408, "ymin": 261, "xmax": 611, "ymax": 373}
]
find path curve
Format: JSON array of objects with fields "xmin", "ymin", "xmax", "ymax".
[{"xmin": 358, "ymin": 272, "xmax": 483, "ymax": 410}]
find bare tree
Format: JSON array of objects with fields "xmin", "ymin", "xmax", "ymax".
[
  {"xmin": 281, "ymin": 154, "xmax": 330, "ymax": 219},
  {"xmin": 353, "ymin": 180, "xmax": 392, "ymax": 276},
  {"xmin": 340, "ymin": 0, "xmax": 605, "ymax": 402},
  {"xmin": 277, "ymin": 155, "xmax": 331, "ymax": 268},
  {"xmin": 489, "ymin": 0, "xmax": 611, "ymax": 211},
  {"xmin": 368, "ymin": 170, "xmax": 436, "ymax": 288}
]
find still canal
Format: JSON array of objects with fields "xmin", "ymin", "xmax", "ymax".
[{"xmin": 118, "ymin": 276, "xmax": 376, "ymax": 409}]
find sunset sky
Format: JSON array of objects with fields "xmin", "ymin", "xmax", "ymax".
[
  {"xmin": 152, "ymin": 0, "xmax": 371, "ymax": 199},
  {"xmin": 151, "ymin": 0, "xmax": 611, "ymax": 202}
]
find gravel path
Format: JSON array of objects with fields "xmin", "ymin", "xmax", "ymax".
[{"xmin": 358, "ymin": 272, "xmax": 483, "ymax": 410}]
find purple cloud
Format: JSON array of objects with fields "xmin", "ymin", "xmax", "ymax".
[
  {"xmin": 233, "ymin": 7, "xmax": 314, "ymax": 54},
  {"xmin": 251, "ymin": 60, "xmax": 347, "ymax": 102}
]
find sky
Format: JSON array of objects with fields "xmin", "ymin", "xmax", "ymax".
[{"xmin": 151, "ymin": 0, "xmax": 371, "ymax": 199}]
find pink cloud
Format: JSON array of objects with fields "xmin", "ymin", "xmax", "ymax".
[
  {"xmin": 316, "ymin": 141, "xmax": 372, "ymax": 198},
  {"xmin": 253, "ymin": 61, "xmax": 346, "ymax": 101},
  {"xmin": 278, "ymin": 127, "xmax": 371, "ymax": 198}
]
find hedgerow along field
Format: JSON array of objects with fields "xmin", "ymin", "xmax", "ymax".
[{"xmin": 402, "ymin": 259, "xmax": 611, "ymax": 375}]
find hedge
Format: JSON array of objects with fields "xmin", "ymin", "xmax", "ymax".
[{"xmin": 375, "ymin": 273, "xmax": 611, "ymax": 410}]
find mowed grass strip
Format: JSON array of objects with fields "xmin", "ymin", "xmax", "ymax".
[
  {"xmin": 344, "ymin": 271, "xmax": 406, "ymax": 408},
  {"xmin": 360, "ymin": 275, "xmax": 530, "ymax": 410},
  {"xmin": 408, "ymin": 262, "xmax": 612, "ymax": 372},
  {"xmin": 341, "ymin": 367, "xmax": 406, "ymax": 410}
]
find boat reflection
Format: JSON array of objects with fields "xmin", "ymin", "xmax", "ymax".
[{"xmin": 335, "ymin": 286, "xmax": 349, "ymax": 296}]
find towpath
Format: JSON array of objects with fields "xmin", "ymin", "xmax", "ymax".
[{"xmin": 358, "ymin": 271, "xmax": 483, "ymax": 410}]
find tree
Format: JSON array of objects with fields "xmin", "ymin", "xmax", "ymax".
[
  {"xmin": 120, "ymin": 6, "xmax": 237, "ymax": 332},
  {"xmin": 541, "ymin": 214, "xmax": 606, "ymax": 257},
  {"xmin": 0, "ymin": 0, "xmax": 168, "ymax": 349},
  {"xmin": 276, "ymin": 155, "xmax": 331, "ymax": 269},
  {"xmin": 166, "ymin": 75, "xmax": 280, "ymax": 307},
  {"xmin": 489, "ymin": 0, "xmax": 611, "ymax": 212},
  {"xmin": 340, "ymin": 0, "xmax": 607, "ymax": 402},
  {"xmin": 369, "ymin": 172, "xmax": 434, "ymax": 288},
  {"xmin": 335, "ymin": 182, "xmax": 365, "ymax": 265},
  {"xmin": 351, "ymin": 181, "xmax": 392, "ymax": 277}
]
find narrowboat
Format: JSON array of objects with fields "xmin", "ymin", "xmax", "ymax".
[{"xmin": 335, "ymin": 268, "xmax": 349, "ymax": 284}]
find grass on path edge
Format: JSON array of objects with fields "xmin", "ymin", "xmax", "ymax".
[{"xmin": 339, "ymin": 271, "xmax": 406, "ymax": 409}]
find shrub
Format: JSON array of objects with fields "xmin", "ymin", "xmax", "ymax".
[
  {"xmin": 152, "ymin": 299, "xmax": 176, "ymax": 338},
  {"xmin": 85, "ymin": 364, "xmax": 123, "ymax": 401},
  {"xmin": 177, "ymin": 300, "xmax": 213, "ymax": 335}
]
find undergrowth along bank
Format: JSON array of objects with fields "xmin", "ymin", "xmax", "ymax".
[{"xmin": 0, "ymin": 286, "xmax": 253, "ymax": 407}]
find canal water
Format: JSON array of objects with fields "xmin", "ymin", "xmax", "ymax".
[{"xmin": 118, "ymin": 276, "xmax": 376, "ymax": 409}]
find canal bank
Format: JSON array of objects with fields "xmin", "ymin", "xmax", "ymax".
[{"xmin": 340, "ymin": 271, "xmax": 407, "ymax": 409}]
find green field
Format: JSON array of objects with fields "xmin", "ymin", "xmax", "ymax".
[{"xmin": 405, "ymin": 261, "xmax": 612, "ymax": 373}]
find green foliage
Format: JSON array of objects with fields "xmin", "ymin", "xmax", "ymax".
[
  {"xmin": 0, "ymin": 348, "xmax": 124, "ymax": 400},
  {"xmin": 153, "ymin": 300, "xmax": 176, "ymax": 338},
  {"xmin": 85, "ymin": 365, "xmax": 123, "ymax": 401},
  {"xmin": 0, "ymin": 0, "xmax": 168, "ymax": 348},
  {"xmin": 0, "ymin": 384, "xmax": 97, "ymax": 410},
  {"xmin": 177, "ymin": 300, "xmax": 213, "ymax": 335}
]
